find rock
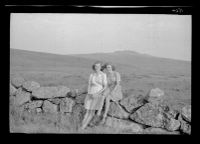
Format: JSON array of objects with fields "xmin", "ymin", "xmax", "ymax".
[
  {"xmin": 60, "ymin": 97, "xmax": 75, "ymax": 113},
  {"xmin": 105, "ymin": 117, "xmax": 143, "ymax": 133},
  {"xmin": 48, "ymin": 98, "xmax": 62, "ymax": 105},
  {"xmin": 71, "ymin": 104, "xmax": 86, "ymax": 129},
  {"xmin": 10, "ymin": 83, "xmax": 17, "ymax": 96},
  {"xmin": 67, "ymin": 89, "xmax": 78, "ymax": 98},
  {"xmin": 119, "ymin": 94, "xmax": 147, "ymax": 113},
  {"xmin": 108, "ymin": 102, "xmax": 129, "ymax": 119},
  {"xmin": 75, "ymin": 94, "xmax": 87, "ymax": 104},
  {"xmin": 180, "ymin": 121, "xmax": 191, "ymax": 135},
  {"xmin": 67, "ymin": 87, "xmax": 87, "ymax": 98},
  {"xmin": 143, "ymin": 127, "xmax": 180, "ymax": 135},
  {"xmin": 178, "ymin": 114, "xmax": 191, "ymax": 135},
  {"xmin": 167, "ymin": 109, "xmax": 179, "ymax": 119},
  {"xmin": 149, "ymin": 88, "xmax": 164, "ymax": 97},
  {"xmin": 32, "ymin": 87, "xmax": 57, "ymax": 99},
  {"xmin": 24, "ymin": 100, "xmax": 43, "ymax": 110},
  {"xmin": 76, "ymin": 86, "xmax": 88, "ymax": 95},
  {"xmin": 56, "ymin": 86, "xmax": 70, "ymax": 97},
  {"xmin": 14, "ymin": 89, "xmax": 31, "ymax": 106},
  {"xmin": 32, "ymin": 86, "xmax": 70, "ymax": 99},
  {"xmin": 36, "ymin": 108, "xmax": 42, "ymax": 113},
  {"xmin": 43, "ymin": 100, "xmax": 58, "ymax": 113},
  {"xmin": 181, "ymin": 105, "xmax": 191, "ymax": 122},
  {"xmin": 165, "ymin": 118, "xmax": 180, "ymax": 131},
  {"xmin": 130, "ymin": 103, "xmax": 169, "ymax": 128},
  {"xmin": 11, "ymin": 76, "xmax": 25, "ymax": 88},
  {"xmin": 60, "ymin": 113, "xmax": 75, "ymax": 131},
  {"xmin": 22, "ymin": 81, "xmax": 40, "ymax": 92},
  {"xmin": 147, "ymin": 88, "xmax": 164, "ymax": 104}
]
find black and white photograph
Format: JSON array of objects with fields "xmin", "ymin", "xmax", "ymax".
[{"xmin": 9, "ymin": 7, "xmax": 191, "ymax": 134}]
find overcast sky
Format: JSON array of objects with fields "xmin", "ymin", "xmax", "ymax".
[{"xmin": 10, "ymin": 13, "xmax": 191, "ymax": 61}]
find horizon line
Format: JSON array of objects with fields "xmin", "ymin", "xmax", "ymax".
[{"xmin": 10, "ymin": 48, "xmax": 191, "ymax": 62}]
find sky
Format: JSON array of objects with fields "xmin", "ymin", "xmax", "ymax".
[{"xmin": 10, "ymin": 13, "xmax": 191, "ymax": 61}]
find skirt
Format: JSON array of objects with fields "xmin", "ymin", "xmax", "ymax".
[
  {"xmin": 84, "ymin": 93, "xmax": 105, "ymax": 110},
  {"xmin": 104, "ymin": 84, "xmax": 123, "ymax": 102}
]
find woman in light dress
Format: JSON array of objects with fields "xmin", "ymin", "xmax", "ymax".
[
  {"xmin": 80, "ymin": 61, "xmax": 107, "ymax": 130},
  {"xmin": 100, "ymin": 63, "xmax": 123, "ymax": 124}
]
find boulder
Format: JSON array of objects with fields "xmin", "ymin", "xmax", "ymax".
[
  {"xmin": 75, "ymin": 94, "xmax": 87, "ymax": 104},
  {"xmin": 147, "ymin": 88, "xmax": 165, "ymax": 104},
  {"xmin": 14, "ymin": 89, "xmax": 31, "ymax": 106},
  {"xmin": 56, "ymin": 86, "xmax": 71, "ymax": 97},
  {"xmin": 10, "ymin": 83, "xmax": 17, "ymax": 96},
  {"xmin": 42, "ymin": 100, "xmax": 58, "ymax": 113},
  {"xmin": 11, "ymin": 76, "xmax": 25, "ymax": 88},
  {"xmin": 181, "ymin": 105, "xmax": 191, "ymax": 122},
  {"xmin": 32, "ymin": 87, "xmax": 58, "ymax": 99},
  {"xmin": 143, "ymin": 127, "xmax": 180, "ymax": 135},
  {"xmin": 130, "ymin": 103, "xmax": 169, "ymax": 128},
  {"xmin": 119, "ymin": 94, "xmax": 147, "ymax": 113},
  {"xmin": 60, "ymin": 97, "xmax": 75, "ymax": 113},
  {"xmin": 32, "ymin": 86, "xmax": 70, "ymax": 99},
  {"xmin": 108, "ymin": 102, "xmax": 129, "ymax": 119},
  {"xmin": 67, "ymin": 89, "xmax": 78, "ymax": 98},
  {"xmin": 180, "ymin": 121, "xmax": 191, "ymax": 135},
  {"xmin": 167, "ymin": 109, "xmax": 179, "ymax": 119},
  {"xmin": 165, "ymin": 118, "xmax": 180, "ymax": 131},
  {"xmin": 178, "ymin": 114, "xmax": 191, "ymax": 135},
  {"xmin": 76, "ymin": 86, "xmax": 88, "ymax": 95},
  {"xmin": 24, "ymin": 100, "xmax": 43, "ymax": 110},
  {"xmin": 22, "ymin": 81, "xmax": 40, "ymax": 92},
  {"xmin": 149, "ymin": 88, "xmax": 164, "ymax": 97},
  {"xmin": 48, "ymin": 98, "xmax": 62, "ymax": 105},
  {"xmin": 71, "ymin": 104, "xmax": 86, "ymax": 129},
  {"xmin": 105, "ymin": 117, "xmax": 143, "ymax": 133}
]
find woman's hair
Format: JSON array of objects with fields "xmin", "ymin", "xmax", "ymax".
[
  {"xmin": 103, "ymin": 63, "xmax": 116, "ymax": 71},
  {"xmin": 92, "ymin": 61, "xmax": 103, "ymax": 71}
]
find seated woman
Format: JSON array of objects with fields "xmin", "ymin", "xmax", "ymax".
[
  {"xmin": 101, "ymin": 63, "xmax": 123, "ymax": 124},
  {"xmin": 80, "ymin": 61, "xmax": 107, "ymax": 130}
]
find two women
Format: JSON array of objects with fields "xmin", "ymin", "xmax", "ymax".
[{"xmin": 80, "ymin": 61, "xmax": 123, "ymax": 130}]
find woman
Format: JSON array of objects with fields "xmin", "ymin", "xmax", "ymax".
[
  {"xmin": 80, "ymin": 61, "xmax": 107, "ymax": 130},
  {"xmin": 101, "ymin": 63, "xmax": 123, "ymax": 124}
]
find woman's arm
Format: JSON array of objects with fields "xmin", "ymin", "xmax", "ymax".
[
  {"xmin": 111, "ymin": 72, "xmax": 121, "ymax": 92},
  {"xmin": 87, "ymin": 74, "xmax": 93, "ymax": 94},
  {"xmin": 94, "ymin": 73, "xmax": 107, "ymax": 95}
]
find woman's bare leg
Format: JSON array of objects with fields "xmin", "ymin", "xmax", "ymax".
[
  {"xmin": 97, "ymin": 96, "xmax": 105, "ymax": 116},
  {"xmin": 101, "ymin": 96, "xmax": 111, "ymax": 124},
  {"xmin": 81, "ymin": 110, "xmax": 95, "ymax": 129},
  {"xmin": 81, "ymin": 110, "xmax": 89, "ymax": 128}
]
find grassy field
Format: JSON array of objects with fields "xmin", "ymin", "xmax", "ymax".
[
  {"xmin": 10, "ymin": 48, "xmax": 191, "ymax": 104},
  {"xmin": 10, "ymin": 48, "xmax": 191, "ymax": 133}
]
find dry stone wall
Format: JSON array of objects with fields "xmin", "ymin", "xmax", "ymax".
[{"xmin": 9, "ymin": 76, "xmax": 191, "ymax": 134}]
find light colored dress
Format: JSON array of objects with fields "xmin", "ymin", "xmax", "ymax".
[
  {"xmin": 84, "ymin": 71, "xmax": 107, "ymax": 110},
  {"xmin": 104, "ymin": 71, "xmax": 123, "ymax": 102}
]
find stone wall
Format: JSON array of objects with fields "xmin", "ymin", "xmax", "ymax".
[{"xmin": 9, "ymin": 76, "xmax": 191, "ymax": 134}]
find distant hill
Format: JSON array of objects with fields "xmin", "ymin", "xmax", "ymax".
[
  {"xmin": 10, "ymin": 48, "xmax": 191, "ymax": 76},
  {"xmin": 72, "ymin": 50, "xmax": 191, "ymax": 76}
]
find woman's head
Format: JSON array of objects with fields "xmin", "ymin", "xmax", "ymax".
[
  {"xmin": 92, "ymin": 61, "xmax": 103, "ymax": 72},
  {"xmin": 103, "ymin": 63, "xmax": 116, "ymax": 72}
]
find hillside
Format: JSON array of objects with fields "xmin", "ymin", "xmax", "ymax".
[{"xmin": 10, "ymin": 48, "xmax": 191, "ymax": 134}]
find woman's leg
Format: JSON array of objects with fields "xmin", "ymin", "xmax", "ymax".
[
  {"xmin": 101, "ymin": 96, "xmax": 111, "ymax": 124},
  {"xmin": 97, "ymin": 96, "xmax": 105, "ymax": 116},
  {"xmin": 81, "ymin": 109, "xmax": 89, "ymax": 127},
  {"xmin": 81, "ymin": 110, "xmax": 95, "ymax": 129}
]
